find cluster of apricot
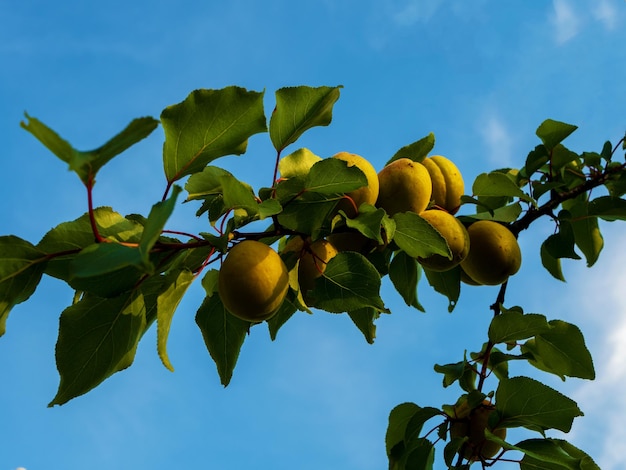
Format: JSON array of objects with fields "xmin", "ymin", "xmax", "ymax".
[{"xmin": 217, "ymin": 150, "xmax": 522, "ymax": 322}]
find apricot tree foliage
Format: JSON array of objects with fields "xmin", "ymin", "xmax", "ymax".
[{"xmin": 2, "ymin": 85, "xmax": 625, "ymax": 469}]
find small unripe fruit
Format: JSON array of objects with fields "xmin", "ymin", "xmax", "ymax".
[
  {"xmin": 218, "ymin": 240, "xmax": 289, "ymax": 322},
  {"xmin": 376, "ymin": 158, "xmax": 432, "ymax": 215}
]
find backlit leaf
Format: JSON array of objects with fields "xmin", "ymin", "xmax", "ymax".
[
  {"xmin": 387, "ymin": 133, "xmax": 435, "ymax": 165},
  {"xmin": 536, "ymin": 119, "xmax": 578, "ymax": 151},
  {"xmin": 393, "ymin": 212, "xmax": 450, "ymax": 259},
  {"xmin": 49, "ymin": 291, "xmax": 147, "ymax": 406},
  {"xmin": 195, "ymin": 294, "xmax": 249, "ymax": 386},
  {"xmin": 21, "ymin": 114, "xmax": 158, "ymax": 185},
  {"xmin": 496, "ymin": 376, "xmax": 583, "ymax": 432},
  {"xmin": 269, "ymin": 86, "xmax": 341, "ymax": 152},
  {"xmin": 0, "ymin": 236, "xmax": 48, "ymax": 336},
  {"xmin": 389, "ymin": 251, "xmax": 424, "ymax": 311},
  {"xmin": 161, "ymin": 87, "xmax": 266, "ymax": 182}
]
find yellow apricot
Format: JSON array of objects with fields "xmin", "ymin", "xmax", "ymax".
[
  {"xmin": 218, "ymin": 240, "xmax": 289, "ymax": 322},
  {"xmin": 376, "ymin": 158, "xmax": 432, "ymax": 216},
  {"xmin": 460, "ymin": 221, "xmax": 521, "ymax": 286},
  {"xmin": 418, "ymin": 210, "xmax": 470, "ymax": 272},
  {"xmin": 297, "ymin": 239, "xmax": 339, "ymax": 293},
  {"xmin": 332, "ymin": 152, "xmax": 379, "ymax": 218},
  {"xmin": 422, "ymin": 155, "xmax": 465, "ymax": 214}
]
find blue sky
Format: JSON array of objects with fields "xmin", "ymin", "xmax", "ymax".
[{"xmin": 1, "ymin": 1, "xmax": 625, "ymax": 469}]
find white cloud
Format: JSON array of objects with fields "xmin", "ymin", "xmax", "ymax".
[
  {"xmin": 480, "ymin": 113, "xmax": 514, "ymax": 166},
  {"xmin": 551, "ymin": 0, "xmax": 581, "ymax": 44},
  {"xmin": 560, "ymin": 226, "xmax": 626, "ymax": 469},
  {"xmin": 593, "ymin": 0, "xmax": 619, "ymax": 30}
]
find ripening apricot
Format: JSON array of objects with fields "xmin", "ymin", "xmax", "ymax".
[
  {"xmin": 460, "ymin": 220, "xmax": 522, "ymax": 286},
  {"xmin": 218, "ymin": 240, "xmax": 289, "ymax": 322},
  {"xmin": 282, "ymin": 237, "xmax": 339, "ymax": 295},
  {"xmin": 422, "ymin": 155, "xmax": 465, "ymax": 214},
  {"xmin": 418, "ymin": 209, "xmax": 470, "ymax": 272},
  {"xmin": 332, "ymin": 152, "xmax": 379, "ymax": 217},
  {"xmin": 376, "ymin": 158, "xmax": 432, "ymax": 215},
  {"xmin": 449, "ymin": 400, "xmax": 507, "ymax": 461}
]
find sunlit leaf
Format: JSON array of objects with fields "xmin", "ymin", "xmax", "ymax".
[
  {"xmin": 139, "ymin": 185, "xmax": 182, "ymax": 267},
  {"xmin": 161, "ymin": 87, "xmax": 266, "ymax": 182},
  {"xmin": 536, "ymin": 119, "xmax": 578, "ymax": 151},
  {"xmin": 278, "ymin": 147, "xmax": 322, "ymax": 178},
  {"xmin": 308, "ymin": 252, "xmax": 386, "ymax": 313},
  {"xmin": 305, "ymin": 158, "xmax": 367, "ymax": 195},
  {"xmin": 156, "ymin": 269, "xmax": 195, "ymax": 371},
  {"xmin": 393, "ymin": 212, "xmax": 450, "ymax": 259},
  {"xmin": 588, "ymin": 196, "xmax": 626, "ymax": 221},
  {"xmin": 472, "ymin": 172, "xmax": 534, "ymax": 204},
  {"xmin": 518, "ymin": 438, "xmax": 600, "ymax": 470},
  {"xmin": 49, "ymin": 291, "xmax": 147, "ymax": 406},
  {"xmin": 269, "ymin": 86, "xmax": 341, "ymax": 152},
  {"xmin": 387, "ymin": 133, "xmax": 435, "ymax": 165},
  {"xmin": 21, "ymin": 114, "xmax": 158, "ymax": 185}
]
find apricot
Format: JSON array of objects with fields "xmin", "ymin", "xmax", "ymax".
[
  {"xmin": 460, "ymin": 221, "xmax": 521, "ymax": 285},
  {"xmin": 332, "ymin": 152, "xmax": 379, "ymax": 217},
  {"xmin": 422, "ymin": 155, "xmax": 465, "ymax": 214},
  {"xmin": 376, "ymin": 158, "xmax": 432, "ymax": 215},
  {"xmin": 218, "ymin": 240, "xmax": 289, "ymax": 322},
  {"xmin": 450, "ymin": 401, "xmax": 506, "ymax": 461}
]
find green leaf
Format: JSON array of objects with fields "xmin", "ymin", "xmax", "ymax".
[
  {"xmin": 307, "ymin": 252, "xmax": 386, "ymax": 313},
  {"xmin": 522, "ymin": 320, "xmax": 595, "ymax": 380},
  {"xmin": 347, "ymin": 307, "xmax": 379, "ymax": 344},
  {"xmin": 342, "ymin": 204, "xmax": 388, "ymax": 245},
  {"xmin": 267, "ymin": 295, "xmax": 299, "ymax": 341},
  {"xmin": 161, "ymin": 87, "xmax": 266, "ymax": 182},
  {"xmin": 21, "ymin": 114, "xmax": 158, "ymax": 185},
  {"xmin": 195, "ymin": 294, "xmax": 249, "ymax": 386},
  {"xmin": 305, "ymin": 158, "xmax": 367, "ymax": 195},
  {"xmin": 540, "ymin": 239, "xmax": 566, "ymax": 282},
  {"xmin": 269, "ymin": 86, "xmax": 342, "ymax": 152},
  {"xmin": 458, "ymin": 202, "xmax": 522, "ymax": 223},
  {"xmin": 496, "ymin": 376, "xmax": 583, "ymax": 432},
  {"xmin": 276, "ymin": 191, "xmax": 338, "ymax": 240},
  {"xmin": 220, "ymin": 173, "xmax": 259, "ymax": 214},
  {"xmin": 278, "ymin": 147, "xmax": 322, "ymax": 178},
  {"xmin": 156, "ymin": 269, "xmax": 195, "ymax": 372},
  {"xmin": 139, "ymin": 185, "xmax": 182, "ymax": 267},
  {"xmin": 0, "ymin": 236, "xmax": 48, "ymax": 336},
  {"xmin": 389, "ymin": 251, "xmax": 425, "ymax": 311},
  {"xmin": 67, "ymin": 243, "xmax": 146, "ymax": 297},
  {"xmin": 423, "ymin": 267, "xmax": 460, "ymax": 313},
  {"xmin": 387, "ymin": 133, "xmax": 435, "ymax": 165},
  {"xmin": 49, "ymin": 291, "xmax": 147, "ymax": 406},
  {"xmin": 37, "ymin": 207, "xmax": 144, "ymax": 281},
  {"xmin": 472, "ymin": 172, "xmax": 534, "ymax": 204},
  {"xmin": 185, "ymin": 166, "xmax": 237, "ymax": 201},
  {"xmin": 562, "ymin": 196, "xmax": 604, "ymax": 267},
  {"xmin": 588, "ymin": 196, "xmax": 626, "ymax": 221},
  {"xmin": 392, "ymin": 212, "xmax": 450, "ymax": 259},
  {"xmin": 524, "ymin": 144, "xmax": 550, "ymax": 177},
  {"xmin": 488, "ymin": 311, "xmax": 550, "ymax": 344},
  {"xmin": 387, "ymin": 403, "xmax": 421, "ymax": 457},
  {"xmin": 536, "ymin": 119, "xmax": 578, "ymax": 151},
  {"xmin": 434, "ymin": 358, "xmax": 476, "ymax": 390},
  {"xmin": 518, "ymin": 439, "xmax": 600, "ymax": 470}
]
